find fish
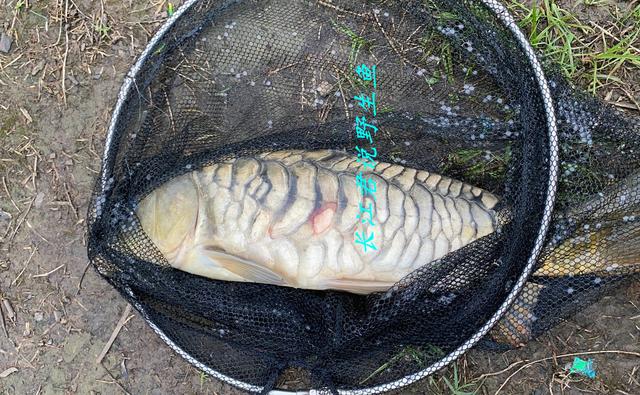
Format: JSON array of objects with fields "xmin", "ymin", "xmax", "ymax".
[
  {"xmin": 136, "ymin": 148, "xmax": 640, "ymax": 346},
  {"xmin": 490, "ymin": 172, "xmax": 640, "ymax": 346},
  {"xmin": 136, "ymin": 149, "xmax": 500, "ymax": 294}
]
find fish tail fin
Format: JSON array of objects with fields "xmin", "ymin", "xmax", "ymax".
[
  {"xmin": 539, "ymin": 170, "xmax": 640, "ymax": 277},
  {"xmin": 538, "ymin": 221, "xmax": 640, "ymax": 277}
]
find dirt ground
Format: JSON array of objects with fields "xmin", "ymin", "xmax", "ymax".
[{"xmin": 0, "ymin": 1, "xmax": 638, "ymax": 394}]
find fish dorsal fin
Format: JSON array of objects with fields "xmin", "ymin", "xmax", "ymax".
[
  {"xmin": 202, "ymin": 247, "xmax": 287, "ymax": 286},
  {"xmin": 320, "ymin": 279, "xmax": 395, "ymax": 294}
]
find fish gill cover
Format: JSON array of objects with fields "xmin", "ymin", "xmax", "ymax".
[{"xmin": 87, "ymin": 0, "xmax": 639, "ymax": 393}]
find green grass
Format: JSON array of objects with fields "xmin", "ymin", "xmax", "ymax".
[
  {"xmin": 331, "ymin": 20, "xmax": 371, "ymax": 69},
  {"xmin": 330, "ymin": 20, "xmax": 376, "ymax": 93},
  {"xmin": 199, "ymin": 371, "xmax": 207, "ymax": 389},
  {"xmin": 15, "ymin": 0, "xmax": 26, "ymax": 11},
  {"xmin": 586, "ymin": 27, "xmax": 640, "ymax": 94},
  {"xmin": 510, "ymin": 0, "xmax": 592, "ymax": 78},
  {"xmin": 427, "ymin": 363, "xmax": 484, "ymax": 395},
  {"xmin": 418, "ymin": 32, "xmax": 457, "ymax": 84},
  {"xmin": 94, "ymin": 20, "xmax": 112, "ymax": 41},
  {"xmin": 441, "ymin": 146, "xmax": 512, "ymax": 189},
  {"xmin": 359, "ymin": 345, "xmax": 444, "ymax": 385},
  {"xmin": 508, "ymin": 0, "xmax": 640, "ymax": 95},
  {"xmin": 442, "ymin": 364, "xmax": 481, "ymax": 395}
]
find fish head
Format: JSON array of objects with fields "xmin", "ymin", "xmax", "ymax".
[{"xmin": 136, "ymin": 173, "xmax": 200, "ymax": 263}]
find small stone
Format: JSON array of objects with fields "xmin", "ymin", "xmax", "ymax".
[
  {"xmin": 34, "ymin": 312, "xmax": 44, "ymax": 322},
  {"xmin": 31, "ymin": 60, "xmax": 46, "ymax": 76},
  {"xmin": 34, "ymin": 192, "xmax": 45, "ymax": 208},
  {"xmin": 0, "ymin": 32, "xmax": 12, "ymax": 54},
  {"xmin": 0, "ymin": 209, "xmax": 11, "ymax": 223}
]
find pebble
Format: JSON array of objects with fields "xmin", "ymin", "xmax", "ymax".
[
  {"xmin": 34, "ymin": 192, "xmax": 45, "ymax": 208},
  {"xmin": 0, "ymin": 32, "xmax": 12, "ymax": 54},
  {"xmin": 31, "ymin": 60, "xmax": 46, "ymax": 76},
  {"xmin": 34, "ymin": 312, "xmax": 44, "ymax": 322},
  {"xmin": 0, "ymin": 209, "xmax": 11, "ymax": 224}
]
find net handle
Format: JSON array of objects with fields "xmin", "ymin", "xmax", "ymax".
[{"xmin": 100, "ymin": 0, "xmax": 559, "ymax": 394}]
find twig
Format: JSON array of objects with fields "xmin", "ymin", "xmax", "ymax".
[
  {"xmin": 96, "ymin": 304, "xmax": 133, "ymax": 365},
  {"xmin": 1, "ymin": 298, "xmax": 15, "ymax": 322},
  {"xmin": 316, "ymin": 0, "xmax": 364, "ymax": 17},
  {"xmin": 164, "ymin": 91, "xmax": 176, "ymax": 134},
  {"xmin": 98, "ymin": 363, "xmax": 132, "ymax": 395},
  {"xmin": 61, "ymin": 0, "xmax": 69, "ymax": 105},
  {"xmin": 9, "ymin": 196, "xmax": 35, "ymax": 242},
  {"xmin": 495, "ymin": 350, "xmax": 640, "ymax": 394},
  {"xmin": 25, "ymin": 221, "xmax": 52, "ymax": 244},
  {"xmin": 75, "ymin": 261, "xmax": 92, "ymax": 295},
  {"xmin": 31, "ymin": 264, "xmax": 65, "ymax": 278},
  {"xmin": 63, "ymin": 182, "xmax": 79, "ymax": 220},
  {"xmin": 373, "ymin": 12, "xmax": 423, "ymax": 70},
  {"xmin": 475, "ymin": 360, "xmax": 525, "ymax": 381},
  {"xmin": 11, "ymin": 248, "xmax": 37, "ymax": 286},
  {"xmin": 267, "ymin": 60, "xmax": 304, "ymax": 76},
  {"xmin": 2, "ymin": 176, "xmax": 20, "ymax": 211},
  {"xmin": 0, "ymin": 295, "xmax": 8, "ymax": 338}
]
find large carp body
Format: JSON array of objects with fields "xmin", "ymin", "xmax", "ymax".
[{"xmin": 136, "ymin": 149, "xmax": 500, "ymax": 293}]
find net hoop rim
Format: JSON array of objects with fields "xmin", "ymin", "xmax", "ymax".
[{"xmin": 99, "ymin": 0, "xmax": 559, "ymax": 393}]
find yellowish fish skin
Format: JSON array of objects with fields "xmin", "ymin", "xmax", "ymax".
[
  {"xmin": 492, "ymin": 210, "xmax": 640, "ymax": 347},
  {"xmin": 136, "ymin": 149, "xmax": 500, "ymax": 293}
]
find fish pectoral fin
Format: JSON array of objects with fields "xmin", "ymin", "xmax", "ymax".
[
  {"xmin": 202, "ymin": 248, "xmax": 286, "ymax": 286},
  {"xmin": 321, "ymin": 279, "xmax": 395, "ymax": 294}
]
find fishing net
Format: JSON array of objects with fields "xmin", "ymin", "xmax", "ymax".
[{"xmin": 87, "ymin": 0, "xmax": 639, "ymax": 393}]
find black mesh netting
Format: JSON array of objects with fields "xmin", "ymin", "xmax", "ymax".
[{"xmin": 87, "ymin": 0, "xmax": 639, "ymax": 393}]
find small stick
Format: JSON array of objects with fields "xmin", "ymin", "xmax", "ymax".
[
  {"xmin": 2, "ymin": 176, "xmax": 20, "ymax": 211},
  {"xmin": 25, "ymin": 221, "xmax": 52, "ymax": 244},
  {"xmin": 475, "ymin": 360, "xmax": 525, "ymax": 380},
  {"xmin": 32, "ymin": 264, "xmax": 65, "ymax": 278},
  {"xmin": 267, "ymin": 60, "xmax": 304, "ymax": 76},
  {"xmin": 317, "ymin": 0, "xmax": 364, "ymax": 17},
  {"xmin": 0, "ymin": 297, "xmax": 8, "ymax": 337},
  {"xmin": 373, "ymin": 12, "xmax": 422, "ymax": 70},
  {"xmin": 75, "ymin": 261, "xmax": 92, "ymax": 295},
  {"xmin": 11, "ymin": 248, "xmax": 37, "ymax": 286},
  {"xmin": 31, "ymin": 155, "xmax": 37, "ymax": 191},
  {"xmin": 63, "ymin": 182, "xmax": 79, "ymax": 220},
  {"xmin": 1, "ymin": 299, "xmax": 15, "ymax": 322},
  {"xmin": 9, "ymin": 196, "xmax": 35, "ymax": 243},
  {"xmin": 99, "ymin": 363, "xmax": 132, "ymax": 395},
  {"xmin": 96, "ymin": 304, "xmax": 133, "ymax": 365}
]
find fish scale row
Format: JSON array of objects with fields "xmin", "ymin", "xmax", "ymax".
[{"xmin": 192, "ymin": 150, "xmax": 497, "ymax": 282}]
